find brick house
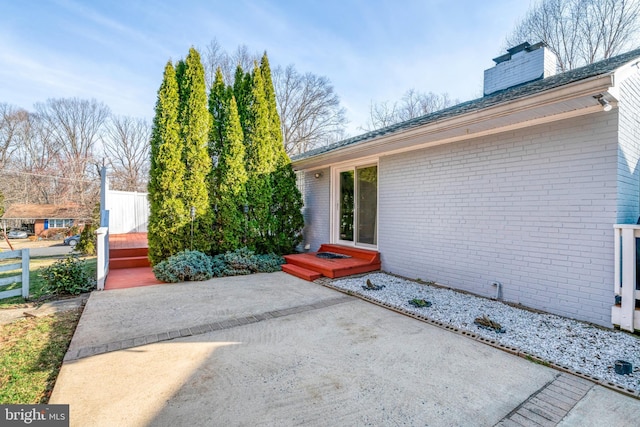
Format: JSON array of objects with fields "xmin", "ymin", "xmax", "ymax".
[
  {"xmin": 1, "ymin": 203, "xmax": 90, "ymax": 237},
  {"xmin": 291, "ymin": 43, "xmax": 640, "ymax": 327}
]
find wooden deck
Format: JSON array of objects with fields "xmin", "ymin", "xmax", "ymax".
[
  {"xmin": 109, "ymin": 232, "xmax": 148, "ymax": 250},
  {"xmin": 282, "ymin": 244, "xmax": 380, "ymax": 281},
  {"xmin": 105, "ymin": 233, "xmax": 158, "ymax": 290}
]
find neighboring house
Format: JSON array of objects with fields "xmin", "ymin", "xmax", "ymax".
[
  {"xmin": 292, "ymin": 42, "xmax": 640, "ymax": 328},
  {"xmin": 1, "ymin": 203, "xmax": 90, "ymax": 237}
]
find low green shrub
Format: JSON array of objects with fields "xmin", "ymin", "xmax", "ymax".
[
  {"xmin": 39, "ymin": 255, "xmax": 96, "ymax": 295},
  {"xmin": 211, "ymin": 248, "xmax": 283, "ymax": 277},
  {"xmin": 153, "ymin": 250, "xmax": 214, "ymax": 283},
  {"xmin": 152, "ymin": 248, "xmax": 284, "ymax": 282},
  {"xmin": 255, "ymin": 253, "xmax": 285, "ymax": 273},
  {"xmin": 220, "ymin": 247, "xmax": 258, "ymax": 276}
]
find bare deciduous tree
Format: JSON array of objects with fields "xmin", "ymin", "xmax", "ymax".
[
  {"xmin": 506, "ymin": 0, "xmax": 640, "ymax": 71},
  {"xmin": 34, "ymin": 98, "xmax": 110, "ymax": 203},
  {"xmin": 362, "ymin": 90, "xmax": 459, "ymax": 132},
  {"xmin": 0, "ymin": 104, "xmax": 28, "ymax": 169},
  {"xmin": 202, "ymin": 40, "xmax": 349, "ymax": 155},
  {"xmin": 203, "ymin": 39, "xmax": 259, "ymax": 90},
  {"xmin": 273, "ymin": 64, "xmax": 348, "ymax": 156},
  {"xmin": 101, "ymin": 115, "xmax": 151, "ymax": 192},
  {"xmin": 12, "ymin": 113, "xmax": 61, "ymax": 203}
]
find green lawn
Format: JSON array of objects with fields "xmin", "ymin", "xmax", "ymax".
[
  {"xmin": 0, "ymin": 309, "xmax": 82, "ymax": 404},
  {"xmin": 0, "ymin": 256, "xmax": 97, "ymax": 308},
  {"xmin": 0, "ymin": 252, "xmax": 94, "ymax": 403}
]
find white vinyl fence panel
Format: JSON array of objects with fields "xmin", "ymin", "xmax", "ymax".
[{"xmin": 105, "ymin": 190, "xmax": 149, "ymax": 234}]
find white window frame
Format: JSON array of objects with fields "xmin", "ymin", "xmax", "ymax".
[
  {"xmin": 48, "ymin": 219, "xmax": 74, "ymax": 228},
  {"xmin": 330, "ymin": 157, "xmax": 379, "ymax": 249}
]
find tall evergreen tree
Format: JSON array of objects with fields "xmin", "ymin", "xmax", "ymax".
[
  {"xmin": 178, "ymin": 47, "xmax": 212, "ymax": 253},
  {"xmin": 175, "ymin": 59, "xmax": 187, "ymax": 113},
  {"xmin": 269, "ymin": 164, "xmax": 304, "ymax": 254},
  {"xmin": 212, "ymin": 95, "xmax": 248, "ymax": 252},
  {"xmin": 209, "ymin": 68, "xmax": 229, "ymax": 157},
  {"xmin": 260, "ymin": 53, "xmax": 288, "ymax": 166},
  {"xmin": 147, "ymin": 61, "xmax": 188, "ymax": 265},
  {"xmin": 261, "ymin": 53, "xmax": 304, "ymax": 253},
  {"xmin": 208, "ymin": 68, "xmax": 249, "ymax": 252},
  {"xmin": 233, "ymin": 65, "xmax": 252, "ymax": 137},
  {"xmin": 244, "ymin": 62, "xmax": 274, "ymax": 252},
  {"xmin": 223, "ymin": 54, "xmax": 305, "ymax": 254}
]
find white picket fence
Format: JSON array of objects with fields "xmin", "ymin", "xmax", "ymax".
[
  {"xmin": 0, "ymin": 249, "xmax": 30, "ymax": 300},
  {"xmin": 613, "ymin": 224, "xmax": 640, "ymax": 332}
]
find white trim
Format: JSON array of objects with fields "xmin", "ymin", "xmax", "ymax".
[
  {"xmin": 293, "ymin": 74, "xmax": 616, "ymax": 170},
  {"xmin": 330, "ymin": 159, "xmax": 379, "ymax": 249}
]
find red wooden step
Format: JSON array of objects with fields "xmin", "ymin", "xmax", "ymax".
[
  {"xmin": 109, "ymin": 247, "xmax": 148, "ymax": 259},
  {"xmin": 110, "ymin": 256, "xmax": 150, "ymax": 269},
  {"xmin": 281, "ymin": 263, "xmax": 323, "ymax": 281},
  {"xmin": 317, "ymin": 244, "xmax": 380, "ymax": 262},
  {"xmin": 283, "ymin": 245, "xmax": 381, "ymax": 279}
]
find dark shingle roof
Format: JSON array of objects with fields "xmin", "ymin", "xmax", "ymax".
[{"xmin": 292, "ymin": 47, "xmax": 640, "ymax": 163}]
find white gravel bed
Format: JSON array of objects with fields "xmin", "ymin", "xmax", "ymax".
[{"xmin": 331, "ymin": 272, "xmax": 640, "ymax": 393}]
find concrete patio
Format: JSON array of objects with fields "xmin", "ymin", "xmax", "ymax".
[{"xmin": 50, "ymin": 272, "xmax": 640, "ymax": 426}]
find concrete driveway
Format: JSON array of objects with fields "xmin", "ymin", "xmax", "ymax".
[{"xmin": 50, "ymin": 272, "xmax": 640, "ymax": 426}]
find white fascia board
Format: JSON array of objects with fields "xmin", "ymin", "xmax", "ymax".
[
  {"xmin": 608, "ymin": 58, "xmax": 640, "ymax": 100},
  {"xmin": 293, "ymin": 74, "xmax": 615, "ymax": 171}
]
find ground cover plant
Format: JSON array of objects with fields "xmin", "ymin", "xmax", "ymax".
[
  {"xmin": 153, "ymin": 248, "xmax": 284, "ymax": 282},
  {"xmin": 152, "ymin": 250, "xmax": 214, "ymax": 283}
]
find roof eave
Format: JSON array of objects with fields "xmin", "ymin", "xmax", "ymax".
[{"xmin": 292, "ymin": 74, "xmax": 615, "ymax": 171}]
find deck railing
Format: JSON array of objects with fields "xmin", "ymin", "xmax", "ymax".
[
  {"xmin": 613, "ymin": 224, "xmax": 640, "ymax": 332},
  {"xmin": 96, "ymin": 226, "xmax": 109, "ymax": 291}
]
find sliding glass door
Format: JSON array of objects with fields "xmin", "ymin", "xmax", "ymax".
[{"xmin": 336, "ymin": 164, "xmax": 377, "ymax": 247}]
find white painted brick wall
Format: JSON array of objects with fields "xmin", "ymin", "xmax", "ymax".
[
  {"xmin": 484, "ymin": 47, "xmax": 557, "ymax": 95},
  {"xmin": 301, "ymin": 169, "xmax": 330, "ymax": 251},
  {"xmin": 617, "ymin": 72, "xmax": 640, "ymax": 223},
  {"xmin": 378, "ymin": 113, "xmax": 618, "ymax": 326}
]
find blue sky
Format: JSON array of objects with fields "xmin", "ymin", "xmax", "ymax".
[{"xmin": 0, "ymin": 0, "xmax": 532, "ymax": 134}]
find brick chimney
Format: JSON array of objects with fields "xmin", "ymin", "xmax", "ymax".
[{"xmin": 483, "ymin": 42, "xmax": 558, "ymax": 96}]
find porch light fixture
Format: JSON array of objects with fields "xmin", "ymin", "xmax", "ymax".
[
  {"xmin": 314, "ymin": 172, "xmax": 323, "ymax": 179},
  {"xmin": 594, "ymin": 94, "xmax": 612, "ymax": 112}
]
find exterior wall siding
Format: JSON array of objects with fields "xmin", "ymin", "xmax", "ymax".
[
  {"xmin": 301, "ymin": 168, "xmax": 331, "ymax": 252},
  {"xmin": 378, "ymin": 112, "xmax": 618, "ymax": 326},
  {"xmin": 616, "ymin": 72, "xmax": 640, "ymax": 224}
]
